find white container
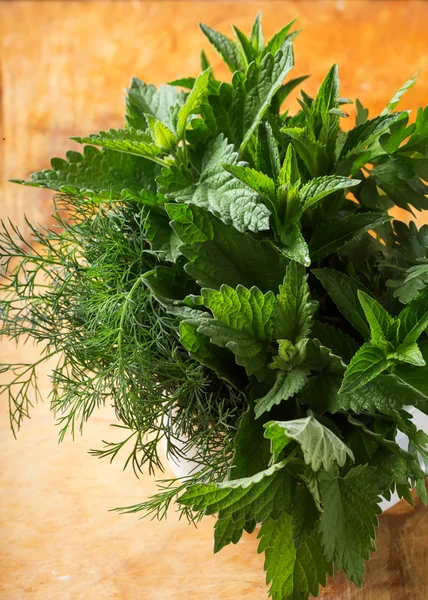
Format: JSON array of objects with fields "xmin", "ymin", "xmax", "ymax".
[{"xmin": 163, "ymin": 408, "xmax": 428, "ymax": 512}]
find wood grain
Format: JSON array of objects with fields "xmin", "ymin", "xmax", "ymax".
[{"xmin": 1, "ymin": 2, "xmax": 428, "ymax": 599}]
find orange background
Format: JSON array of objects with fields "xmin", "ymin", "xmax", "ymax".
[{"xmin": 1, "ymin": 2, "xmax": 428, "ymax": 599}]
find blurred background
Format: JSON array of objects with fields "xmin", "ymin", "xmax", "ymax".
[{"xmin": 1, "ymin": 1, "xmax": 428, "ymax": 599}]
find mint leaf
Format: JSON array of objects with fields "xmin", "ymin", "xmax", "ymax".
[
  {"xmin": 125, "ymin": 78, "xmax": 182, "ymax": 130},
  {"xmin": 200, "ymin": 23, "xmax": 244, "ymax": 73},
  {"xmin": 18, "ymin": 147, "xmax": 159, "ymax": 196},
  {"xmin": 258, "ymin": 513, "xmax": 331, "ymax": 600},
  {"xmin": 281, "ymin": 225, "xmax": 311, "ymax": 267},
  {"xmin": 166, "ymin": 203, "xmax": 286, "ymax": 291},
  {"xmin": 299, "ymin": 175, "xmax": 360, "ymax": 211},
  {"xmin": 169, "ymin": 135, "xmax": 271, "ymax": 233},
  {"xmin": 398, "ymin": 288, "xmax": 428, "ymax": 343},
  {"xmin": 309, "ymin": 212, "xmax": 391, "ymax": 261},
  {"xmin": 357, "ymin": 290, "xmax": 398, "ymax": 344},
  {"xmin": 262, "ymin": 18, "xmax": 297, "ymax": 58},
  {"xmin": 382, "ymin": 71, "xmax": 420, "ymax": 114},
  {"xmin": 144, "ymin": 114, "xmax": 176, "ymax": 150},
  {"xmin": 291, "ymin": 481, "xmax": 320, "ymax": 549},
  {"xmin": 254, "ymin": 368, "xmax": 309, "ymax": 419},
  {"xmin": 264, "ymin": 416, "xmax": 354, "ymax": 470},
  {"xmin": 401, "ymin": 105, "xmax": 428, "ymax": 154},
  {"xmin": 313, "ymin": 268, "xmax": 371, "ymax": 339},
  {"xmin": 274, "ymin": 261, "xmax": 317, "ymax": 342},
  {"xmin": 339, "ymin": 343, "xmax": 394, "ymax": 393},
  {"xmin": 176, "ymin": 68, "xmax": 211, "ymax": 138},
  {"xmin": 223, "ymin": 164, "xmax": 276, "ymax": 212},
  {"xmin": 230, "ymin": 404, "xmax": 271, "ymax": 480},
  {"xmin": 319, "ymin": 466, "xmax": 382, "ymax": 587},
  {"xmin": 310, "ymin": 322, "xmax": 359, "ymax": 364},
  {"xmin": 178, "ymin": 460, "xmax": 290, "ymax": 521},
  {"xmin": 240, "ymin": 45, "xmax": 294, "ymax": 151},
  {"xmin": 389, "ymin": 341, "xmax": 425, "ymax": 367},
  {"xmin": 71, "ymin": 128, "xmax": 164, "ymax": 162},
  {"xmin": 198, "ymin": 284, "xmax": 275, "ymax": 376},
  {"xmin": 250, "ymin": 12, "xmax": 264, "ymax": 54}
]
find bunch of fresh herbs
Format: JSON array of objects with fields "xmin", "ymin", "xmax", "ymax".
[{"xmin": 1, "ymin": 14, "xmax": 428, "ymax": 599}]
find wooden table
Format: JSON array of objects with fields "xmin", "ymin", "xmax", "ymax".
[{"xmin": 1, "ymin": 2, "xmax": 428, "ymax": 598}]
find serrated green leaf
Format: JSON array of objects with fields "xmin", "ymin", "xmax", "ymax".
[
  {"xmin": 125, "ymin": 78, "xmax": 182, "ymax": 130},
  {"xmin": 382, "ymin": 71, "xmax": 420, "ymax": 114},
  {"xmin": 254, "ymin": 368, "xmax": 309, "ymax": 419},
  {"xmin": 264, "ymin": 416, "xmax": 354, "ymax": 470},
  {"xmin": 262, "ymin": 18, "xmax": 297, "ymax": 59},
  {"xmin": 300, "ymin": 175, "xmax": 360, "ymax": 212},
  {"xmin": 166, "ymin": 203, "xmax": 286, "ymax": 291},
  {"xmin": 71, "ymin": 127, "xmax": 164, "ymax": 162},
  {"xmin": 19, "ymin": 146, "xmax": 159, "ymax": 196},
  {"xmin": 258, "ymin": 513, "xmax": 331, "ymax": 600},
  {"xmin": 401, "ymin": 105, "xmax": 428, "ymax": 155},
  {"xmin": 371, "ymin": 157, "xmax": 428, "ymax": 212},
  {"xmin": 309, "ymin": 212, "xmax": 392, "ymax": 261},
  {"xmin": 339, "ymin": 113, "xmax": 403, "ymax": 162},
  {"xmin": 389, "ymin": 340, "xmax": 425, "ymax": 367},
  {"xmin": 179, "ymin": 320, "xmax": 245, "ymax": 389},
  {"xmin": 177, "ymin": 68, "xmax": 211, "ymax": 138},
  {"xmin": 178, "ymin": 459, "xmax": 290, "ymax": 521},
  {"xmin": 274, "ymin": 261, "xmax": 317, "ymax": 342},
  {"xmin": 223, "ymin": 164, "xmax": 276, "ymax": 212},
  {"xmin": 240, "ymin": 45, "xmax": 294, "ymax": 152},
  {"xmin": 281, "ymin": 225, "xmax": 311, "ymax": 267},
  {"xmin": 398, "ymin": 288, "xmax": 428, "ymax": 343},
  {"xmin": 168, "ymin": 134, "xmax": 271, "ymax": 233},
  {"xmin": 197, "ymin": 284, "xmax": 275, "ymax": 376},
  {"xmin": 291, "ymin": 481, "xmax": 320, "ymax": 549},
  {"xmin": 357, "ymin": 290, "xmax": 398, "ymax": 345},
  {"xmin": 355, "ymin": 98, "xmax": 369, "ymax": 126},
  {"xmin": 340, "ymin": 342, "xmax": 394, "ymax": 394},
  {"xmin": 144, "ymin": 212, "xmax": 182, "ymax": 262},
  {"xmin": 250, "ymin": 12, "xmax": 264, "ymax": 54},
  {"xmin": 233, "ymin": 26, "xmax": 255, "ymax": 67},
  {"xmin": 200, "ymin": 23, "xmax": 243, "ymax": 73},
  {"xmin": 230, "ymin": 403, "xmax": 271, "ymax": 480},
  {"xmin": 312, "ymin": 268, "xmax": 371, "ymax": 339},
  {"xmin": 144, "ymin": 114, "xmax": 176, "ymax": 150}
]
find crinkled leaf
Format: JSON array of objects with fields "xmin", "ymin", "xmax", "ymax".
[
  {"xmin": 274, "ymin": 261, "xmax": 317, "ymax": 342},
  {"xmin": 197, "ymin": 284, "xmax": 275, "ymax": 376},
  {"xmin": 264, "ymin": 416, "xmax": 354, "ymax": 470},
  {"xmin": 169, "ymin": 135, "xmax": 271, "ymax": 233},
  {"xmin": 71, "ymin": 128, "xmax": 163, "ymax": 161},
  {"xmin": 258, "ymin": 513, "xmax": 331, "ymax": 600},
  {"xmin": 223, "ymin": 164, "xmax": 276, "ymax": 212},
  {"xmin": 254, "ymin": 368, "xmax": 309, "ymax": 419},
  {"xmin": 340, "ymin": 342, "xmax": 394, "ymax": 394},
  {"xmin": 319, "ymin": 466, "xmax": 382, "ymax": 587},
  {"xmin": 166, "ymin": 203, "xmax": 286, "ymax": 291},
  {"xmin": 125, "ymin": 78, "xmax": 182, "ymax": 130}
]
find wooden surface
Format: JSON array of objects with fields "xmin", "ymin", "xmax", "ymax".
[{"xmin": 1, "ymin": 1, "xmax": 428, "ymax": 599}]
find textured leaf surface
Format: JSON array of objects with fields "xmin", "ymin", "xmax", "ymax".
[
  {"xmin": 18, "ymin": 147, "xmax": 159, "ymax": 195},
  {"xmin": 310, "ymin": 322, "xmax": 359, "ymax": 365},
  {"xmin": 313, "ymin": 269, "xmax": 371, "ymax": 339},
  {"xmin": 254, "ymin": 368, "xmax": 309, "ymax": 419},
  {"xmin": 71, "ymin": 128, "xmax": 163, "ymax": 161},
  {"xmin": 264, "ymin": 416, "xmax": 354, "ymax": 470},
  {"xmin": 357, "ymin": 290, "xmax": 398, "ymax": 345},
  {"xmin": 170, "ymin": 135, "xmax": 271, "ymax": 233},
  {"xmin": 200, "ymin": 23, "xmax": 244, "ymax": 73},
  {"xmin": 197, "ymin": 285, "xmax": 275, "ymax": 376},
  {"xmin": 258, "ymin": 514, "xmax": 331, "ymax": 600},
  {"xmin": 240, "ymin": 45, "xmax": 294, "ymax": 151},
  {"xmin": 274, "ymin": 261, "xmax": 316, "ymax": 342},
  {"xmin": 167, "ymin": 203, "xmax": 286, "ymax": 291},
  {"xmin": 291, "ymin": 482, "xmax": 320, "ymax": 549},
  {"xmin": 319, "ymin": 466, "xmax": 382, "ymax": 586},
  {"xmin": 299, "ymin": 175, "xmax": 360, "ymax": 211},
  {"xmin": 340, "ymin": 343, "xmax": 393, "ymax": 393},
  {"xmin": 177, "ymin": 69, "xmax": 211, "ymax": 137},
  {"xmin": 125, "ymin": 78, "xmax": 182, "ymax": 130}
]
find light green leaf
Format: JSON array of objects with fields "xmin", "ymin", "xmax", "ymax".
[
  {"xmin": 262, "ymin": 18, "xmax": 297, "ymax": 59},
  {"xmin": 144, "ymin": 114, "xmax": 176, "ymax": 150},
  {"xmin": 389, "ymin": 341, "xmax": 425, "ymax": 367},
  {"xmin": 200, "ymin": 23, "xmax": 243, "ymax": 73},
  {"xmin": 178, "ymin": 459, "xmax": 289, "ymax": 521},
  {"xmin": 340, "ymin": 343, "xmax": 394, "ymax": 394},
  {"xmin": 179, "ymin": 320, "xmax": 245, "ymax": 389},
  {"xmin": 382, "ymin": 71, "xmax": 420, "ymax": 114},
  {"xmin": 71, "ymin": 128, "xmax": 163, "ymax": 162},
  {"xmin": 169, "ymin": 135, "xmax": 271, "ymax": 233},
  {"xmin": 281, "ymin": 225, "xmax": 311, "ymax": 267},
  {"xmin": 319, "ymin": 466, "xmax": 382, "ymax": 586},
  {"xmin": 299, "ymin": 175, "xmax": 360, "ymax": 212},
  {"xmin": 339, "ymin": 113, "xmax": 403, "ymax": 162},
  {"xmin": 125, "ymin": 78, "xmax": 182, "ymax": 130},
  {"xmin": 250, "ymin": 12, "xmax": 264, "ymax": 54},
  {"xmin": 312, "ymin": 268, "xmax": 371, "ymax": 339},
  {"xmin": 166, "ymin": 203, "xmax": 286, "ymax": 291},
  {"xmin": 274, "ymin": 260, "xmax": 317, "ymax": 342},
  {"xmin": 264, "ymin": 416, "xmax": 354, "ymax": 470},
  {"xmin": 233, "ymin": 26, "xmax": 255, "ymax": 67},
  {"xmin": 357, "ymin": 290, "xmax": 398, "ymax": 345},
  {"xmin": 223, "ymin": 164, "xmax": 276, "ymax": 212},
  {"xmin": 198, "ymin": 284, "xmax": 275, "ymax": 376},
  {"xmin": 240, "ymin": 45, "xmax": 294, "ymax": 151},
  {"xmin": 309, "ymin": 212, "xmax": 392, "ymax": 261},
  {"xmin": 398, "ymin": 288, "xmax": 428, "ymax": 343},
  {"xmin": 20, "ymin": 146, "xmax": 159, "ymax": 196},
  {"xmin": 254, "ymin": 368, "xmax": 309, "ymax": 419},
  {"xmin": 258, "ymin": 513, "xmax": 331, "ymax": 600},
  {"xmin": 279, "ymin": 143, "xmax": 300, "ymax": 186},
  {"xmin": 177, "ymin": 68, "xmax": 211, "ymax": 138}
]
